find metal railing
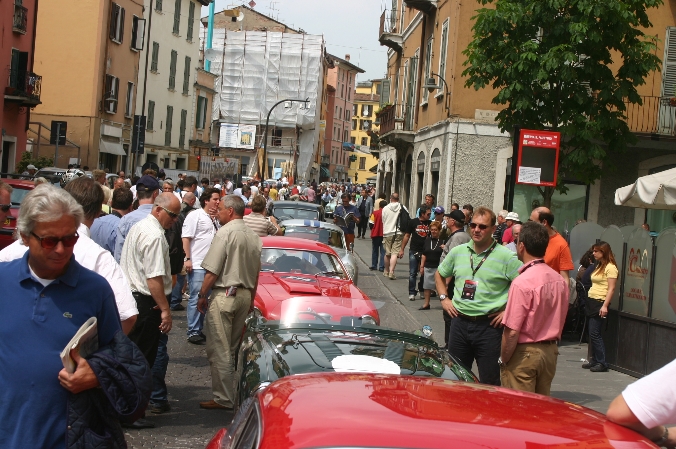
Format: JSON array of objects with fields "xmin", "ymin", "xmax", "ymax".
[
  {"xmin": 13, "ymin": 4, "xmax": 28, "ymax": 33},
  {"xmin": 321, "ymin": 154, "xmax": 330, "ymax": 165},
  {"xmin": 377, "ymin": 104, "xmax": 415, "ymax": 135},
  {"xmin": 6, "ymin": 69, "xmax": 41, "ymax": 103},
  {"xmin": 379, "ymin": 10, "xmax": 399, "ymax": 36},
  {"xmin": 624, "ymin": 96, "xmax": 676, "ymax": 136}
]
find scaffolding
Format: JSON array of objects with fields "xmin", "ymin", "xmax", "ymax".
[{"xmin": 207, "ymin": 29, "xmax": 324, "ymax": 179}]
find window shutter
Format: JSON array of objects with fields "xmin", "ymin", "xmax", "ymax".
[
  {"xmin": 380, "ymin": 78, "xmax": 391, "ymax": 107},
  {"xmin": 147, "ymin": 100, "xmax": 155, "ymax": 130},
  {"xmin": 173, "ymin": 0, "xmax": 181, "ymax": 34},
  {"xmin": 156, "ymin": 0, "xmax": 162, "ymax": 11},
  {"xmin": 169, "ymin": 50, "xmax": 177, "ymax": 89},
  {"xmin": 179, "ymin": 109, "xmax": 187, "ymax": 148},
  {"xmin": 165, "ymin": 105, "xmax": 173, "ymax": 146},
  {"xmin": 119, "ymin": 7, "xmax": 125, "ymax": 43},
  {"xmin": 183, "ymin": 56, "xmax": 191, "ymax": 94},
  {"xmin": 151, "ymin": 42, "xmax": 159, "ymax": 71},
  {"xmin": 187, "ymin": 2, "xmax": 195, "ymax": 41},
  {"xmin": 132, "ymin": 16, "xmax": 145, "ymax": 50},
  {"xmin": 662, "ymin": 27, "xmax": 676, "ymax": 97},
  {"xmin": 109, "ymin": 4, "xmax": 118, "ymax": 40}
]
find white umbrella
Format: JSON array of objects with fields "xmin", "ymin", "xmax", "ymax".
[{"xmin": 614, "ymin": 167, "xmax": 676, "ymax": 209}]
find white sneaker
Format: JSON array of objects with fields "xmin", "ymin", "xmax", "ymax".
[{"xmin": 408, "ymin": 294, "xmax": 416, "ymax": 301}]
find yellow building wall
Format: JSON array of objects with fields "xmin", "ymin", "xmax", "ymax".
[{"xmin": 348, "ymin": 82, "xmax": 380, "ymax": 184}]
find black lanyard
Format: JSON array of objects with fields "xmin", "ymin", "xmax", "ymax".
[
  {"xmin": 469, "ymin": 241, "xmax": 497, "ymax": 279},
  {"xmin": 520, "ymin": 259, "xmax": 545, "ymax": 273}
]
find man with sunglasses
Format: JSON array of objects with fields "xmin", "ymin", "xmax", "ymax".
[
  {"xmin": 114, "ymin": 174, "xmax": 161, "ymax": 263},
  {"xmin": 0, "ymin": 180, "xmax": 12, "ymax": 224},
  {"xmin": 435, "ymin": 206, "xmax": 522, "ymax": 385}
]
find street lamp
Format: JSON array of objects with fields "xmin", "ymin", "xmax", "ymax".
[
  {"xmin": 422, "ymin": 72, "xmax": 450, "ymax": 115},
  {"xmin": 261, "ymin": 97, "xmax": 309, "ymax": 180}
]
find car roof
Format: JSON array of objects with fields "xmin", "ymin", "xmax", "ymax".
[
  {"xmin": 258, "ymin": 373, "xmax": 650, "ymax": 449},
  {"xmin": 279, "ymin": 219, "xmax": 343, "ymax": 232},
  {"xmin": 272, "ymin": 201, "xmax": 322, "ymax": 210},
  {"xmin": 1, "ymin": 178, "xmax": 36, "ymax": 188},
  {"xmin": 262, "ymin": 236, "xmax": 337, "ymax": 254}
]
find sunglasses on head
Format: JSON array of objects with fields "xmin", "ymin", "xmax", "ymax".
[
  {"xmin": 160, "ymin": 206, "xmax": 179, "ymax": 218},
  {"xmin": 469, "ymin": 222, "xmax": 489, "ymax": 230},
  {"xmin": 0, "ymin": 204, "xmax": 10, "ymax": 212},
  {"xmin": 31, "ymin": 232, "xmax": 79, "ymax": 249}
]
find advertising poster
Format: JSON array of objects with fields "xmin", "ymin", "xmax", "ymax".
[
  {"xmin": 516, "ymin": 129, "xmax": 560, "ymax": 187},
  {"xmin": 623, "ymin": 243, "xmax": 651, "ymax": 317},
  {"xmin": 219, "ymin": 124, "xmax": 238, "ymax": 148},
  {"xmin": 238, "ymin": 125, "xmax": 256, "ymax": 150},
  {"xmin": 200, "ymin": 158, "xmax": 239, "ymax": 182}
]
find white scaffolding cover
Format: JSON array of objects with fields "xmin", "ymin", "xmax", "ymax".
[{"xmin": 208, "ymin": 30, "xmax": 324, "ymax": 179}]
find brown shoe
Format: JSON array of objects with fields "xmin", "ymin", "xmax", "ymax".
[{"xmin": 199, "ymin": 400, "xmax": 233, "ymax": 410}]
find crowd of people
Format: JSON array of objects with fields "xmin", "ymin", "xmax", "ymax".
[{"xmin": 0, "ymin": 170, "xmax": 674, "ymax": 448}]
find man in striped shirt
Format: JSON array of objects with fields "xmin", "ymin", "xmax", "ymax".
[
  {"xmin": 243, "ymin": 195, "xmax": 283, "ymax": 237},
  {"xmin": 435, "ymin": 206, "xmax": 522, "ymax": 385}
]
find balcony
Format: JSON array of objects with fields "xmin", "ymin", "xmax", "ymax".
[
  {"xmin": 321, "ymin": 154, "xmax": 330, "ymax": 166},
  {"xmin": 377, "ymin": 104, "xmax": 415, "ymax": 146},
  {"xmin": 13, "ymin": 3, "xmax": 28, "ymax": 34},
  {"xmin": 403, "ymin": 0, "xmax": 437, "ymax": 14},
  {"xmin": 379, "ymin": 10, "xmax": 402, "ymax": 52},
  {"xmin": 263, "ymin": 135, "xmax": 297, "ymax": 153},
  {"xmin": 624, "ymin": 96, "xmax": 676, "ymax": 137},
  {"xmin": 4, "ymin": 70, "xmax": 42, "ymax": 106}
]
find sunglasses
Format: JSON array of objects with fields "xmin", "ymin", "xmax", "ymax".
[
  {"xmin": 31, "ymin": 232, "xmax": 79, "ymax": 249},
  {"xmin": 469, "ymin": 222, "xmax": 489, "ymax": 230},
  {"xmin": 0, "ymin": 204, "xmax": 10, "ymax": 212},
  {"xmin": 160, "ymin": 206, "xmax": 179, "ymax": 218}
]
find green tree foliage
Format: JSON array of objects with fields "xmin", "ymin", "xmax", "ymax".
[
  {"xmin": 16, "ymin": 151, "xmax": 54, "ymax": 175},
  {"xmin": 463, "ymin": 0, "xmax": 663, "ymax": 204}
]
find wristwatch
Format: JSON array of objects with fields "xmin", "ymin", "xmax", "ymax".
[
  {"xmin": 498, "ymin": 357, "xmax": 505, "ymax": 367},
  {"xmin": 198, "ymin": 292, "xmax": 209, "ymax": 299},
  {"xmin": 439, "ymin": 294, "xmax": 448, "ymax": 300},
  {"xmin": 184, "ymin": 257, "xmax": 191, "ymax": 261}
]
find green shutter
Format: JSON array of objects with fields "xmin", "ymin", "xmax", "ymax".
[
  {"xmin": 165, "ymin": 105, "xmax": 173, "ymax": 146},
  {"xmin": 183, "ymin": 56, "xmax": 191, "ymax": 94},
  {"xmin": 147, "ymin": 100, "xmax": 155, "ymax": 130},
  {"xmin": 169, "ymin": 50, "xmax": 177, "ymax": 89},
  {"xmin": 155, "ymin": 0, "xmax": 162, "ymax": 11},
  {"xmin": 173, "ymin": 0, "xmax": 181, "ymax": 34},
  {"xmin": 380, "ymin": 78, "xmax": 391, "ymax": 107},
  {"xmin": 195, "ymin": 96, "xmax": 205, "ymax": 128},
  {"xmin": 187, "ymin": 2, "xmax": 195, "ymax": 41},
  {"xmin": 151, "ymin": 42, "xmax": 159, "ymax": 72},
  {"xmin": 179, "ymin": 109, "xmax": 187, "ymax": 148}
]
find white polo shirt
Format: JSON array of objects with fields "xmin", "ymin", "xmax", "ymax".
[{"xmin": 182, "ymin": 208, "xmax": 216, "ymax": 269}]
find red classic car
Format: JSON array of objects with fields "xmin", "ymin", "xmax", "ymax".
[
  {"xmin": 0, "ymin": 177, "xmax": 35, "ymax": 249},
  {"xmin": 206, "ymin": 373, "xmax": 657, "ymax": 449},
  {"xmin": 255, "ymin": 236, "xmax": 379, "ymax": 325}
]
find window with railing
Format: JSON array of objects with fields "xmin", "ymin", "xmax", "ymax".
[
  {"xmin": 179, "ymin": 109, "xmax": 187, "ymax": 148},
  {"xmin": 173, "ymin": 0, "xmax": 181, "ymax": 34},
  {"xmin": 169, "ymin": 50, "xmax": 177, "ymax": 90},
  {"xmin": 187, "ymin": 1, "xmax": 195, "ymax": 41},
  {"xmin": 165, "ymin": 105, "xmax": 173, "ymax": 146},
  {"xmin": 13, "ymin": 0, "xmax": 28, "ymax": 34}
]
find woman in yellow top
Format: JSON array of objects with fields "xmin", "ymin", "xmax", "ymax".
[{"xmin": 583, "ymin": 241, "xmax": 618, "ymax": 372}]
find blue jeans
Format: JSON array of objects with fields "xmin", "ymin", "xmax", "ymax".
[
  {"xmin": 408, "ymin": 251, "xmax": 424, "ymax": 296},
  {"xmin": 371, "ymin": 236, "xmax": 385, "ymax": 270},
  {"xmin": 187, "ymin": 269, "xmax": 207, "ymax": 337},
  {"xmin": 150, "ymin": 332, "xmax": 169, "ymax": 405},
  {"xmin": 170, "ymin": 273, "xmax": 185, "ymax": 309},
  {"xmin": 448, "ymin": 316, "xmax": 503, "ymax": 385},
  {"xmin": 588, "ymin": 315, "xmax": 607, "ymax": 367}
]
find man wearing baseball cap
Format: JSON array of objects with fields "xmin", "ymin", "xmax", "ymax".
[
  {"xmin": 22, "ymin": 164, "xmax": 37, "ymax": 177},
  {"xmin": 501, "ymin": 212, "xmax": 520, "ymax": 245},
  {"xmin": 114, "ymin": 174, "xmax": 160, "ymax": 262}
]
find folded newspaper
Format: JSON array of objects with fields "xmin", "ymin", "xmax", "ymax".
[
  {"xmin": 60, "ymin": 317, "xmax": 98, "ymax": 374},
  {"xmin": 334, "ymin": 212, "xmax": 356, "ymax": 228}
]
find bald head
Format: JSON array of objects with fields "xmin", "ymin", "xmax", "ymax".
[
  {"xmin": 182, "ymin": 191, "xmax": 196, "ymax": 207},
  {"xmin": 530, "ymin": 206, "xmax": 555, "ymax": 228}
]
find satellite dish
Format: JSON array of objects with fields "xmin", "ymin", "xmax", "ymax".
[{"xmin": 236, "ymin": 12, "xmax": 244, "ymax": 21}]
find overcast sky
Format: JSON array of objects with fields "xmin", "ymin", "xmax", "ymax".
[{"xmin": 202, "ymin": 0, "xmax": 389, "ymax": 81}]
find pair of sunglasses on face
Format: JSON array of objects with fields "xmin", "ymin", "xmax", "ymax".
[
  {"xmin": 0, "ymin": 204, "xmax": 10, "ymax": 212},
  {"xmin": 31, "ymin": 232, "xmax": 79, "ymax": 249},
  {"xmin": 469, "ymin": 222, "xmax": 490, "ymax": 231}
]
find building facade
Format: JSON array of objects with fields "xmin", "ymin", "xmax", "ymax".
[
  {"xmin": 31, "ymin": 0, "xmax": 143, "ymax": 172},
  {"xmin": 1, "ymin": 0, "xmax": 41, "ymax": 173},
  {"xmin": 322, "ymin": 54, "xmax": 364, "ymax": 182},
  {"xmin": 188, "ymin": 66, "xmax": 217, "ymax": 172},
  {"xmin": 347, "ymin": 79, "xmax": 381, "ymax": 185}
]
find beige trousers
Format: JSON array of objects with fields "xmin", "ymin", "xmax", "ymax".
[
  {"xmin": 500, "ymin": 342, "xmax": 559, "ymax": 396},
  {"xmin": 205, "ymin": 288, "xmax": 251, "ymax": 407}
]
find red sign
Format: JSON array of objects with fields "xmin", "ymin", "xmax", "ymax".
[{"xmin": 516, "ymin": 129, "xmax": 561, "ymax": 187}]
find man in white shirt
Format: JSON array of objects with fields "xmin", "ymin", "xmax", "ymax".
[
  {"xmin": 0, "ymin": 177, "xmax": 138, "ymax": 334},
  {"xmin": 182, "ymin": 188, "xmax": 220, "ymax": 344},
  {"xmin": 224, "ymin": 177, "xmax": 234, "ymax": 195},
  {"xmin": 250, "ymin": 180, "xmax": 259, "ymax": 197}
]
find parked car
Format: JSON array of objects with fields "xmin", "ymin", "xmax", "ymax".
[
  {"xmin": 269, "ymin": 200, "xmax": 324, "ymax": 222},
  {"xmin": 279, "ymin": 219, "xmax": 359, "ymax": 285},
  {"xmin": 207, "ymin": 373, "xmax": 655, "ymax": 449},
  {"xmin": 235, "ymin": 303, "xmax": 477, "ymax": 405},
  {"xmin": 323, "ymin": 197, "xmax": 338, "ymax": 219},
  {"xmin": 256, "ymin": 236, "xmax": 374, "ymax": 324},
  {"xmin": 34, "ymin": 166, "xmax": 66, "ymax": 185},
  {"xmin": 0, "ymin": 178, "xmax": 36, "ymax": 249}
]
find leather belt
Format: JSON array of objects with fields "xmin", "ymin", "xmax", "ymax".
[{"xmin": 457, "ymin": 312, "xmax": 491, "ymax": 322}]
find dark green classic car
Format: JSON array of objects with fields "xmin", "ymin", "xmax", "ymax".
[{"xmin": 237, "ymin": 311, "xmax": 478, "ymax": 404}]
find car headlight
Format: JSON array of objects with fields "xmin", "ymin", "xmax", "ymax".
[{"xmin": 360, "ymin": 315, "xmax": 378, "ymax": 326}]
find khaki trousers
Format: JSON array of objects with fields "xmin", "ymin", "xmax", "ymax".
[
  {"xmin": 205, "ymin": 288, "xmax": 251, "ymax": 407},
  {"xmin": 500, "ymin": 342, "xmax": 559, "ymax": 396}
]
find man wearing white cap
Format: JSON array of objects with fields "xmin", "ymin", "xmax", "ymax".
[
  {"xmin": 22, "ymin": 164, "xmax": 37, "ymax": 177},
  {"xmin": 501, "ymin": 212, "xmax": 520, "ymax": 245}
]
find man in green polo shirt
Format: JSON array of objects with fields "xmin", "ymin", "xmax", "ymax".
[{"xmin": 435, "ymin": 206, "xmax": 522, "ymax": 385}]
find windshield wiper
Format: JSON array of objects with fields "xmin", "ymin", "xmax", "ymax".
[{"xmin": 315, "ymin": 271, "xmax": 342, "ymax": 278}]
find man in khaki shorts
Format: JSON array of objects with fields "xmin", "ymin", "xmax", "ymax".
[
  {"xmin": 381, "ymin": 193, "xmax": 407, "ymax": 280},
  {"xmin": 196, "ymin": 195, "xmax": 262, "ymax": 410}
]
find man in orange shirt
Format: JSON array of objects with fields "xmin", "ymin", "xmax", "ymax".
[{"xmin": 529, "ymin": 207, "xmax": 574, "ymax": 283}]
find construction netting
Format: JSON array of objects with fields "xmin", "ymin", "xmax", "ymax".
[{"xmin": 206, "ymin": 30, "xmax": 324, "ymax": 179}]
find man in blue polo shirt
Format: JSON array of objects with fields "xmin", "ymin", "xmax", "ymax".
[
  {"xmin": 334, "ymin": 193, "xmax": 361, "ymax": 249},
  {"xmin": 0, "ymin": 185, "xmax": 122, "ymax": 449},
  {"xmin": 434, "ymin": 206, "xmax": 522, "ymax": 385}
]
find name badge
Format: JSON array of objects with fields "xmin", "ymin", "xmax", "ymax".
[{"xmin": 461, "ymin": 280, "xmax": 478, "ymax": 300}]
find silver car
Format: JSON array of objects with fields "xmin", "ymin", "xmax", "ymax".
[{"xmin": 279, "ymin": 219, "xmax": 359, "ymax": 285}]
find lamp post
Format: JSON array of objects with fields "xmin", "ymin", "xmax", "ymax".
[
  {"xmin": 423, "ymin": 72, "xmax": 450, "ymax": 115},
  {"xmin": 261, "ymin": 97, "xmax": 309, "ymax": 180}
]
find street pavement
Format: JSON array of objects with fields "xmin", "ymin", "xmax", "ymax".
[{"xmin": 124, "ymin": 233, "xmax": 640, "ymax": 448}]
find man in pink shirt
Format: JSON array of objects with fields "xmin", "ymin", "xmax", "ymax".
[{"xmin": 499, "ymin": 221, "xmax": 568, "ymax": 396}]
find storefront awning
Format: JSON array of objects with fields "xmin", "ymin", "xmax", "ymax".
[
  {"xmin": 320, "ymin": 166, "xmax": 330, "ymax": 178},
  {"xmin": 99, "ymin": 139, "xmax": 126, "ymax": 156},
  {"xmin": 369, "ymin": 164, "xmax": 378, "ymax": 173}
]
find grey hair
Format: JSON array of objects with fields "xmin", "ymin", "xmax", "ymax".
[
  {"xmin": 154, "ymin": 192, "xmax": 177, "ymax": 209},
  {"xmin": 16, "ymin": 184, "xmax": 84, "ymax": 238},
  {"xmin": 33, "ymin": 177, "xmax": 49, "ymax": 186},
  {"xmin": 222, "ymin": 195, "xmax": 245, "ymax": 216},
  {"xmin": 498, "ymin": 210, "xmax": 509, "ymax": 218}
]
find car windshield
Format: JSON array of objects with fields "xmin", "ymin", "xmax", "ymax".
[
  {"xmin": 273, "ymin": 207, "xmax": 319, "ymax": 221},
  {"xmin": 283, "ymin": 226, "xmax": 344, "ymax": 250},
  {"xmin": 10, "ymin": 188, "xmax": 31, "ymax": 206},
  {"xmin": 260, "ymin": 248, "xmax": 347, "ymax": 278}
]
